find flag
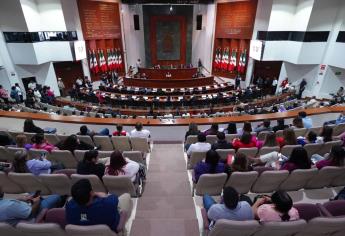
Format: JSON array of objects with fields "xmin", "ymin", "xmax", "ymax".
[
  {"xmin": 225, "ymin": 48, "xmax": 230, "ymax": 71},
  {"xmin": 111, "ymin": 48, "xmax": 116, "ymax": 70},
  {"xmin": 114, "ymin": 48, "xmax": 119, "ymax": 70},
  {"xmin": 98, "ymin": 49, "xmax": 107, "ymax": 72},
  {"xmin": 118, "ymin": 48, "xmax": 123, "ymax": 70},
  {"xmin": 240, "ymin": 49, "xmax": 247, "ymax": 73},
  {"xmin": 88, "ymin": 50, "xmax": 94, "ymax": 73},
  {"xmin": 229, "ymin": 49, "xmax": 237, "ymax": 72},
  {"xmin": 221, "ymin": 48, "xmax": 225, "ymax": 70},
  {"xmin": 107, "ymin": 49, "xmax": 112, "ymax": 70},
  {"xmin": 213, "ymin": 48, "xmax": 218, "ymax": 69},
  {"xmin": 92, "ymin": 50, "xmax": 99, "ymax": 74}
]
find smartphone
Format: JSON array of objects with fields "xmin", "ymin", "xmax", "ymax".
[{"xmin": 32, "ymin": 190, "xmax": 41, "ymax": 198}]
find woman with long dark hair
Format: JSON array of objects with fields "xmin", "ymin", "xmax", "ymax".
[
  {"xmin": 318, "ymin": 126, "xmax": 333, "ymax": 143},
  {"xmin": 77, "ymin": 150, "xmax": 105, "ymax": 180},
  {"xmin": 315, "ymin": 145, "xmax": 345, "ymax": 169},
  {"xmin": 104, "ymin": 150, "xmax": 139, "ymax": 182},
  {"xmin": 31, "ymin": 133, "xmax": 57, "ymax": 153},
  {"xmin": 193, "ymin": 150, "xmax": 225, "ymax": 183},
  {"xmin": 224, "ymin": 123, "xmax": 237, "ymax": 134},
  {"xmin": 23, "ymin": 119, "xmax": 44, "ymax": 134},
  {"xmin": 280, "ymin": 147, "xmax": 311, "ymax": 172},
  {"xmin": 56, "ymin": 135, "xmax": 94, "ymax": 153},
  {"xmin": 232, "ymin": 132, "xmax": 257, "ymax": 150},
  {"xmin": 230, "ymin": 152, "xmax": 252, "ymax": 173},
  {"xmin": 253, "ymin": 190, "xmax": 299, "ymax": 222},
  {"xmin": 12, "ymin": 150, "xmax": 29, "ymax": 173}
]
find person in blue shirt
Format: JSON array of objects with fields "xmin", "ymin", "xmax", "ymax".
[
  {"xmin": 0, "ymin": 187, "xmax": 64, "ymax": 226},
  {"xmin": 298, "ymin": 111, "xmax": 313, "ymax": 129},
  {"xmin": 336, "ymin": 112, "xmax": 345, "ymax": 125},
  {"xmin": 203, "ymin": 187, "xmax": 254, "ymax": 229},
  {"xmin": 66, "ymin": 179, "xmax": 120, "ymax": 232}
]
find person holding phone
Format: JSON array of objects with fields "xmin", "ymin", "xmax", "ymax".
[{"xmin": 0, "ymin": 187, "xmax": 64, "ymax": 225}]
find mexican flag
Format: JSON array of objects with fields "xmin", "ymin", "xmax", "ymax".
[
  {"xmin": 107, "ymin": 49, "xmax": 112, "ymax": 71},
  {"xmin": 114, "ymin": 48, "xmax": 119, "ymax": 70},
  {"xmin": 238, "ymin": 49, "xmax": 247, "ymax": 73},
  {"xmin": 92, "ymin": 50, "xmax": 99, "ymax": 74},
  {"xmin": 88, "ymin": 50, "xmax": 94, "ymax": 73},
  {"xmin": 225, "ymin": 48, "xmax": 230, "ymax": 71},
  {"xmin": 221, "ymin": 48, "xmax": 226, "ymax": 70},
  {"xmin": 111, "ymin": 48, "xmax": 116, "ymax": 70},
  {"xmin": 229, "ymin": 49, "xmax": 237, "ymax": 72},
  {"xmin": 117, "ymin": 48, "xmax": 123, "ymax": 70},
  {"xmin": 213, "ymin": 48, "xmax": 219, "ymax": 69},
  {"xmin": 98, "ymin": 49, "xmax": 107, "ymax": 72}
]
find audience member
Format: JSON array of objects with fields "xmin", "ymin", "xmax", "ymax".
[
  {"xmin": 24, "ymin": 149, "xmax": 53, "ymax": 175},
  {"xmin": 203, "ymin": 186, "xmax": 253, "ymax": 227},
  {"xmin": 77, "ymin": 150, "xmax": 105, "ymax": 180},
  {"xmin": 252, "ymin": 190, "xmax": 299, "ymax": 222},
  {"xmin": 0, "ymin": 85, "xmax": 9, "ymax": 103},
  {"xmin": 298, "ymin": 111, "xmax": 313, "ymax": 129},
  {"xmin": 314, "ymin": 145, "xmax": 345, "ymax": 169},
  {"xmin": 0, "ymin": 186, "xmax": 64, "ymax": 225},
  {"xmin": 194, "ymin": 150, "xmax": 225, "ymax": 183},
  {"xmin": 78, "ymin": 125, "xmax": 109, "ymax": 137},
  {"xmin": 15, "ymin": 134, "xmax": 31, "ymax": 149},
  {"xmin": 297, "ymin": 131, "xmax": 317, "ymax": 146},
  {"xmin": 273, "ymin": 119, "xmax": 289, "ymax": 132},
  {"xmin": 237, "ymin": 122, "xmax": 252, "ymax": 135},
  {"xmin": 56, "ymin": 135, "xmax": 95, "ymax": 153},
  {"xmin": 0, "ymin": 131, "xmax": 15, "ymax": 146},
  {"xmin": 254, "ymin": 120, "xmax": 272, "ymax": 134},
  {"xmin": 211, "ymin": 132, "xmax": 233, "ymax": 150},
  {"xmin": 185, "ymin": 123, "xmax": 201, "ymax": 141},
  {"xmin": 262, "ymin": 132, "xmax": 279, "ymax": 147},
  {"xmin": 187, "ymin": 133, "xmax": 211, "ymax": 156},
  {"xmin": 232, "ymin": 132, "xmax": 258, "ymax": 150},
  {"xmin": 66, "ymin": 179, "xmax": 121, "ymax": 232},
  {"xmin": 291, "ymin": 117, "xmax": 304, "ymax": 129},
  {"xmin": 31, "ymin": 133, "xmax": 57, "ymax": 153},
  {"xmin": 10, "ymin": 86, "xmax": 20, "ymax": 103},
  {"xmin": 204, "ymin": 124, "xmax": 219, "ymax": 136},
  {"xmin": 229, "ymin": 152, "xmax": 253, "ymax": 173},
  {"xmin": 12, "ymin": 150, "xmax": 29, "ymax": 173},
  {"xmin": 224, "ymin": 123, "xmax": 237, "ymax": 134},
  {"xmin": 104, "ymin": 150, "xmax": 140, "ymax": 182},
  {"xmin": 130, "ymin": 122, "xmax": 151, "ymax": 139},
  {"xmin": 277, "ymin": 128, "xmax": 297, "ymax": 147},
  {"xmin": 316, "ymin": 126, "xmax": 333, "ymax": 143},
  {"xmin": 23, "ymin": 119, "xmax": 44, "ymax": 134},
  {"xmin": 279, "ymin": 147, "xmax": 311, "ymax": 172},
  {"xmin": 112, "ymin": 124, "xmax": 127, "ymax": 136}
]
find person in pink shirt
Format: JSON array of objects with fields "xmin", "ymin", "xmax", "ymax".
[
  {"xmin": 0, "ymin": 85, "xmax": 9, "ymax": 103},
  {"xmin": 252, "ymin": 190, "xmax": 299, "ymax": 222},
  {"xmin": 31, "ymin": 133, "xmax": 58, "ymax": 153}
]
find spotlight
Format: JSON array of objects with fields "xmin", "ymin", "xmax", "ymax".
[{"xmin": 169, "ymin": 5, "xmax": 173, "ymax": 12}]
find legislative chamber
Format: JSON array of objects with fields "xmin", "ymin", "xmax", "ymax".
[{"xmin": 1, "ymin": 0, "xmax": 345, "ymax": 236}]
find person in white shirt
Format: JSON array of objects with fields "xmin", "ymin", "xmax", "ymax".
[
  {"xmin": 104, "ymin": 150, "xmax": 140, "ymax": 182},
  {"xmin": 130, "ymin": 122, "xmax": 151, "ymax": 139},
  {"xmin": 187, "ymin": 133, "xmax": 211, "ymax": 157},
  {"xmin": 57, "ymin": 78, "xmax": 65, "ymax": 97},
  {"xmin": 15, "ymin": 83, "xmax": 23, "ymax": 102},
  {"xmin": 76, "ymin": 78, "xmax": 83, "ymax": 87},
  {"xmin": 33, "ymin": 89, "xmax": 42, "ymax": 102},
  {"xmin": 272, "ymin": 78, "xmax": 278, "ymax": 95},
  {"xmin": 28, "ymin": 81, "xmax": 36, "ymax": 91}
]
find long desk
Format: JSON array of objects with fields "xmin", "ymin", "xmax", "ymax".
[
  {"xmin": 0, "ymin": 107, "xmax": 343, "ymax": 126},
  {"xmin": 138, "ymin": 67, "xmax": 198, "ymax": 80},
  {"xmin": 123, "ymin": 76, "xmax": 214, "ymax": 88}
]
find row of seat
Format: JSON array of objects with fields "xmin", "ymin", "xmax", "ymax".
[
  {"xmin": 202, "ymin": 201, "xmax": 345, "ymax": 236},
  {"xmin": 185, "ymin": 123, "xmax": 345, "ymax": 145},
  {"xmin": 0, "ymin": 147, "xmax": 145, "ymax": 169},
  {"xmin": 0, "ymin": 171, "xmax": 141, "ymax": 197},
  {"xmin": 187, "ymin": 140, "xmax": 342, "ymax": 169},
  {"xmin": 193, "ymin": 166, "xmax": 345, "ymax": 196},
  {"xmin": 5, "ymin": 130, "xmax": 150, "ymax": 152}
]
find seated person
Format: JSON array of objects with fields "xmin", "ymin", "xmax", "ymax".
[
  {"xmin": 22, "ymin": 150, "xmax": 54, "ymax": 176},
  {"xmin": 279, "ymin": 147, "xmax": 311, "ymax": 172},
  {"xmin": 297, "ymin": 131, "xmax": 317, "ymax": 146},
  {"xmin": 211, "ymin": 132, "xmax": 233, "ymax": 150},
  {"xmin": 185, "ymin": 123, "xmax": 201, "ymax": 141},
  {"xmin": 78, "ymin": 125, "xmax": 109, "ymax": 137},
  {"xmin": 203, "ymin": 187, "xmax": 253, "ymax": 228},
  {"xmin": 290, "ymin": 117, "xmax": 304, "ymax": 129},
  {"xmin": 228, "ymin": 153, "xmax": 253, "ymax": 174},
  {"xmin": 276, "ymin": 128, "xmax": 297, "ymax": 147},
  {"xmin": 252, "ymin": 190, "xmax": 299, "ymax": 222},
  {"xmin": 261, "ymin": 132, "xmax": 279, "ymax": 147},
  {"xmin": 313, "ymin": 145, "xmax": 345, "ymax": 169},
  {"xmin": 232, "ymin": 132, "xmax": 258, "ymax": 150},
  {"xmin": 254, "ymin": 120, "xmax": 272, "ymax": 134},
  {"xmin": 15, "ymin": 135, "xmax": 32, "ymax": 150},
  {"xmin": 272, "ymin": 119, "xmax": 289, "ymax": 132},
  {"xmin": 237, "ymin": 122, "xmax": 253, "ymax": 136},
  {"xmin": 31, "ymin": 133, "xmax": 57, "ymax": 153},
  {"xmin": 104, "ymin": 150, "xmax": 140, "ymax": 182},
  {"xmin": 12, "ymin": 150, "xmax": 29, "ymax": 173},
  {"xmin": 204, "ymin": 124, "xmax": 219, "ymax": 136},
  {"xmin": 194, "ymin": 150, "xmax": 225, "ymax": 183},
  {"xmin": 66, "ymin": 179, "xmax": 122, "ymax": 232},
  {"xmin": 130, "ymin": 122, "xmax": 151, "ymax": 139},
  {"xmin": 0, "ymin": 186, "xmax": 64, "ymax": 225},
  {"xmin": 77, "ymin": 150, "xmax": 105, "ymax": 180},
  {"xmin": 56, "ymin": 135, "xmax": 95, "ymax": 154},
  {"xmin": 316, "ymin": 126, "xmax": 333, "ymax": 143},
  {"xmin": 224, "ymin": 123, "xmax": 237, "ymax": 134},
  {"xmin": 0, "ymin": 131, "xmax": 15, "ymax": 146},
  {"xmin": 112, "ymin": 124, "xmax": 127, "ymax": 136},
  {"xmin": 23, "ymin": 118, "xmax": 44, "ymax": 134},
  {"xmin": 298, "ymin": 111, "xmax": 313, "ymax": 129},
  {"xmin": 187, "ymin": 133, "xmax": 211, "ymax": 157}
]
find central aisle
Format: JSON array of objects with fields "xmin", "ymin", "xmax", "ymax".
[{"xmin": 130, "ymin": 143, "xmax": 200, "ymax": 236}]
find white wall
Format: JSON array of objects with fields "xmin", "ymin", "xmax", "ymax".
[
  {"xmin": 192, "ymin": 4, "xmax": 215, "ymax": 72},
  {"xmin": 15, "ymin": 62, "xmax": 60, "ymax": 96},
  {"xmin": 121, "ymin": 4, "xmax": 145, "ymax": 69},
  {"xmin": 318, "ymin": 66, "xmax": 345, "ymax": 98},
  {"xmin": 0, "ymin": 0, "xmax": 28, "ymax": 31}
]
